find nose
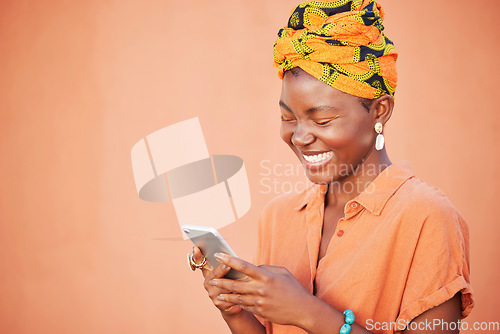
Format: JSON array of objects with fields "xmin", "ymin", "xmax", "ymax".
[{"xmin": 291, "ymin": 122, "xmax": 315, "ymax": 147}]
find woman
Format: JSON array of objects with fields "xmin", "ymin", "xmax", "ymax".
[{"xmin": 190, "ymin": 1, "xmax": 473, "ymax": 333}]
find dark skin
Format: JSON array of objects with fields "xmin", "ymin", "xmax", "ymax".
[{"xmin": 193, "ymin": 68, "xmax": 462, "ymax": 333}]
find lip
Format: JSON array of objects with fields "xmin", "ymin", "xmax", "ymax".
[{"xmin": 300, "ymin": 150, "xmax": 334, "ymax": 169}]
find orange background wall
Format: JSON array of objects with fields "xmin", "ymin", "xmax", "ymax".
[{"xmin": 1, "ymin": 1, "xmax": 499, "ymax": 333}]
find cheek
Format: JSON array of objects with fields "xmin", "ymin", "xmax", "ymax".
[
  {"xmin": 280, "ymin": 124, "xmax": 302, "ymax": 158},
  {"xmin": 354, "ymin": 122, "xmax": 376, "ymax": 147},
  {"xmin": 318, "ymin": 123, "xmax": 372, "ymax": 151},
  {"xmin": 316, "ymin": 128, "xmax": 352, "ymax": 148}
]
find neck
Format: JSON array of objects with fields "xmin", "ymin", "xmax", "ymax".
[{"xmin": 325, "ymin": 149, "xmax": 391, "ymax": 208}]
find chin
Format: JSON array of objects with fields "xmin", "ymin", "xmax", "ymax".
[
  {"xmin": 303, "ymin": 160, "xmax": 357, "ymax": 186},
  {"xmin": 304, "ymin": 169, "xmax": 337, "ymax": 185}
]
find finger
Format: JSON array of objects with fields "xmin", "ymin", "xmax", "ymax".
[
  {"xmin": 208, "ymin": 278, "xmax": 256, "ymax": 295},
  {"xmin": 258, "ymin": 264, "xmax": 288, "ymax": 274},
  {"xmin": 206, "ymin": 284, "xmax": 232, "ymax": 296},
  {"xmin": 192, "ymin": 246, "xmax": 211, "ymax": 277},
  {"xmin": 212, "ymin": 263, "xmax": 232, "ymax": 279},
  {"xmin": 214, "ymin": 253, "xmax": 265, "ymax": 280},
  {"xmin": 212, "ymin": 298, "xmax": 239, "ymax": 312},
  {"xmin": 217, "ymin": 293, "xmax": 258, "ymax": 307},
  {"xmin": 193, "ymin": 246, "xmax": 205, "ymax": 263},
  {"xmin": 239, "ymin": 305, "xmax": 258, "ymax": 315},
  {"xmin": 223, "ymin": 305, "xmax": 243, "ymax": 316},
  {"xmin": 204, "ymin": 264, "xmax": 232, "ymax": 294}
]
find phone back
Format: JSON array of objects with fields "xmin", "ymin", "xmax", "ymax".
[{"xmin": 183, "ymin": 225, "xmax": 245, "ymax": 280}]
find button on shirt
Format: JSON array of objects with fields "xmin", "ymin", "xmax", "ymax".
[{"xmin": 254, "ymin": 161, "xmax": 473, "ymax": 334}]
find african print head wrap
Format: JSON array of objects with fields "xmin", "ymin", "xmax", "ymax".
[{"xmin": 273, "ymin": 0, "xmax": 398, "ymax": 99}]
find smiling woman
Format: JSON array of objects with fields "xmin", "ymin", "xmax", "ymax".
[
  {"xmin": 279, "ymin": 67, "xmax": 394, "ymax": 185},
  {"xmin": 190, "ymin": 1, "xmax": 473, "ymax": 333}
]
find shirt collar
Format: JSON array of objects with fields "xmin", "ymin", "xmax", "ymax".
[
  {"xmin": 294, "ymin": 183, "xmax": 327, "ymax": 211},
  {"xmin": 294, "ymin": 161, "xmax": 415, "ymax": 215}
]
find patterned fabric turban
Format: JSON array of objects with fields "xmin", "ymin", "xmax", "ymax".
[{"xmin": 273, "ymin": 0, "xmax": 398, "ymax": 99}]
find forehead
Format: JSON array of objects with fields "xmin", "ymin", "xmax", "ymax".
[{"xmin": 280, "ymin": 69, "xmax": 359, "ymax": 111}]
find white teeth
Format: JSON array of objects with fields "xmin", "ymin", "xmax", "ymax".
[{"xmin": 303, "ymin": 151, "xmax": 333, "ymax": 163}]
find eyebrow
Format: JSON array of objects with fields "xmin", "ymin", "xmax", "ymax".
[{"xmin": 279, "ymin": 100, "xmax": 337, "ymax": 114}]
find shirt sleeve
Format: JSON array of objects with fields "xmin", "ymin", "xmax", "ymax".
[
  {"xmin": 252, "ymin": 209, "xmax": 269, "ymax": 267},
  {"xmin": 395, "ymin": 200, "xmax": 474, "ymax": 330}
]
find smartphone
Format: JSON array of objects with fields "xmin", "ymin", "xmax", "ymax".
[{"xmin": 182, "ymin": 225, "xmax": 246, "ymax": 280}]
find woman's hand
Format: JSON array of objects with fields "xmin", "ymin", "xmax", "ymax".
[
  {"xmin": 192, "ymin": 247, "xmax": 243, "ymax": 317},
  {"xmin": 208, "ymin": 252, "xmax": 315, "ymax": 327}
]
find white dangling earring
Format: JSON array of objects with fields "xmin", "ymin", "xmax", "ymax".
[{"xmin": 374, "ymin": 122, "xmax": 384, "ymax": 151}]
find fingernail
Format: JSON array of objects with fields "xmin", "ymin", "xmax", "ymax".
[
  {"xmin": 222, "ymin": 265, "xmax": 230, "ymax": 271},
  {"xmin": 216, "ymin": 295, "xmax": 225, "ymax": 301},
  {"xmin": 214, "ymin": 253, "xmax": 225, "ymax": 260},
  {"xmin": 208, "ymin": 280, "xmax": 217, "ymax": 286}
]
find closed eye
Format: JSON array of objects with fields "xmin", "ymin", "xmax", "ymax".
[
  {"xmin": 281, "ymin": 115, "xmax": 295, "ymax": 122},
  {"xmin": 315, "ymin": 117, "xmax": 338, "ymax": 126}
]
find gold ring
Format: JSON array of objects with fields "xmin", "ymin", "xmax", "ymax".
[{"xmin": 187, "ymin": 253, "xmax": 206, "ymax": 271}]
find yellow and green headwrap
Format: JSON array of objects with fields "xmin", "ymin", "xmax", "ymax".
[{"xmin": 273, "ymin": 0, "xmax": 398, "ymax": 99}]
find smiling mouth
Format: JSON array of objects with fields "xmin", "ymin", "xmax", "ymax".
[{"xmin": 302, "ymin": 151, "xmax": 333, "ymax": 164}]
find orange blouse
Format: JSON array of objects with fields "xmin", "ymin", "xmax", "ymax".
[{"xmin": 254, "ymin": 161, "xmax": 473, "ymax": 334}]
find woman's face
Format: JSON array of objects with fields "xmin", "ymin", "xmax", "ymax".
[{"xmin": 280, "ymin": 69, "xmax": 377, "ymax": 184}]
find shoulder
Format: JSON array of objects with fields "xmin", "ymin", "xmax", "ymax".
[
  {"xmin": 390, "ymin": 175, "xmax": 468, "ymax": 235},
  {"xmin": 399, "ymin": 176, "xmax": 461, "ymax": 215},
  {"xmin": 390, "ymin": 178, "xmax": 473, "ymax": 323}
]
